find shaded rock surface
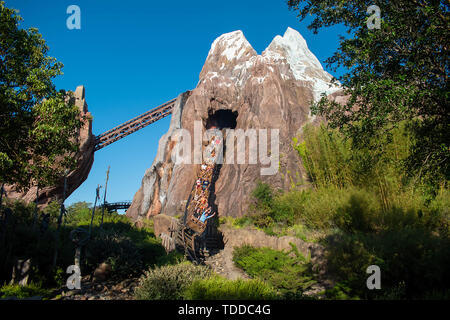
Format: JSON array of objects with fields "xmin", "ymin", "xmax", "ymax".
[
  {"xmin": 153, "ymin": 213, "xmax": 178, "ymax": 238},
  {"xmin": 4, "ymin": 86, "xmax": 95, "ymax": 208}
]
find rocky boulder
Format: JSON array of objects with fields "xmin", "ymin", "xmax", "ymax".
[
  {"xmin": 93, "ymin": 262, "xmax": 112, "ymax": 282},
  {"xmin": 153, "ymin": 214, "xmax": 179, "ymax": 238}
]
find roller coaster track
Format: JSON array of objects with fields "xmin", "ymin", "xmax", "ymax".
[
  {"xmin": 100, "ymin": 201, "xmax": 132, "ymax": 211},
  {"xmin": 94, "ymin": 98, "xmax": 177, "ymax": 151}
]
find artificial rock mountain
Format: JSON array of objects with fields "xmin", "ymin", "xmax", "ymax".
[
  {"xmin": 4, "ymin": 86, "xmax": 95, "ymax": 208},
  {"xmin": 126, "ymin": 27, "xmax": 340, "ymax": 221}
]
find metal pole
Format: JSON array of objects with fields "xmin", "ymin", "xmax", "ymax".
[
  {"xmin": 89, "ymin": 185, "xmax": 101, "ymax": 237},
  {"xmin": 100, "ymin": 166, "xmax": 110, "ymax": 228}
]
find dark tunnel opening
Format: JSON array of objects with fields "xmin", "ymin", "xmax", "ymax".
[{"xmin": 206, "ymin": 109, "xmax": 238, "ymax": 130}]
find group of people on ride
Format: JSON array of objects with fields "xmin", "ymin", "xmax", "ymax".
[{"xmin": 188, "ymin": 132, "xmax": 223, "ymax": 226}]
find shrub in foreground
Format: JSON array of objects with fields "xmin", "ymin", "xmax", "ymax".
[
  {"xmin": 134, "ymin": 262, "xmax": 212, "ymax": 300},
  {"xmin": 0, "ymin": 283, "xmax": 50, "ymax": 299},
  {"xmin": 324, "ymin": 228, "xmax": 450, "ymax": 299},
  {"xmin": 233, "ymin": 245, "xmax": 317, "ymax": 297},
  {"xmin": 184, "ymin": 276, "xmax": 277, "ymax": 300}
]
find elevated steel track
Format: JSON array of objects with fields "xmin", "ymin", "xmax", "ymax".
[
  {"xmin": 94, "ymin": 98, "xmax": 176, "ymax": 151},
  {"xmin": 100, "ymin": 201, "xmax": 132, "ymax": 211}
]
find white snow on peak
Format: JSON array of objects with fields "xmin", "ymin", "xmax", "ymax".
[
  {"xmin": 284, "ymin": 27, "xmax": 322, "ymax": 69},
  {"xmin": 203, "ymin": 27, "xmax": 340, "ymax": 102},
  {"xmin": 264, "ymin": 27, "xmax": 340, "ymax": 101},
  {"xmin": 208, "ymin": 30, "xmax": 254, "ymax": 61},
  {"xmin": 265, "ymin": 27, "xmax": 322, "ymax": 75}
]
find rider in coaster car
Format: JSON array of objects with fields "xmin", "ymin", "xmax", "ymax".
[{"xmin": 199, "ymin": 207, "xmax": 216, "ymax": 223}]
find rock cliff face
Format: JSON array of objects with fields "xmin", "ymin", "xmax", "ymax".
[
  {"xmin": 4, "ymin": 86, "xmax": 95, "ymax": 208},
  {"xmin": 127, "ymin": 27, "xmax": 340, "ymax": 220}
]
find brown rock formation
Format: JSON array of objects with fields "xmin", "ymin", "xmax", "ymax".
[
  {"xmin": 127, "ymin": 27, "xmax": 341, "ymax": 220},
  {"xmin": 4, "ymin": 85, "xmax": 95, "ymax": 208},
  {"xmin": 153, "ymin": 214, "xmax": 178, "ymax": 238}
]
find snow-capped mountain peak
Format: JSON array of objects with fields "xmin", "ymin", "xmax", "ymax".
[{"xmin": 201, "ymin": 27, "xmax": 340, "ymax": 102}]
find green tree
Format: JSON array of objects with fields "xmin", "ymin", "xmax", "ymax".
[
  {"xmin": 0, "ymin": 2, "xmax": 84, "ymax": 190},
  {"xmin": 287, "ymin": 0, "xmax": 449, "ymax": 184}
]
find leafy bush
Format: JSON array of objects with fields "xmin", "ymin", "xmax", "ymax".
[
  {"xmin": 233, "ymin": 245, "xmax": 317, "ymax": 298},
  {"xmin": 247, "ymin": 183, "xmax": 302, "ymax": 229},
  {"xmin": 63, "ymin": 202, "xmax": 172, "ymax": 279},
  {"xmin": 85, "ymin": 230, "xmax": 144, "ymax": 278},
  {"xmin": 246, "ymin": 178, "xmax": 448, "ymax": 235},
  {"xmin": 294, "ymin": 124, "xmax": 354, "ymax": 189},
  {"xmin": 302, "ymin": 188, "xmax": 344, "ymax": 229},
  {"xmin": 64, "ymin": 201, "xmax": 93, "ymax": 226},
  {"xmin": 0, "ymin": 201, "xmax": 75, "ymax": 287},
  {"xmin": 333, "ymin": 192, "xmax": 381, "ymax": 234},
  {"xmin": 324, "ymin": 282, "xmax": 360, "ymax": 300},
  {"xmin": 0, "ymin": 200, "xmax": 171, "ymax": 290},
  {"xmin": 154, "ymin": 250, "xmax": 185, "ymax": 267},
  {"xmin": 134, "ymin": 262, "xmax": 213, "ymax": 300},
  {"xmin": 251, "ymin": 181, "xmax": 273, "ymax": 208},
  {"xmin": 219, "ymin": 216, "xmax": 253, "ymax": 229},
  {"xmin": 0, "ymin": 283, "xmax": 50, "ymax": 299},
  {"xmin": 324, "ymin": 228, "xmax": 450, "ymax": 299},
  {"xmin": 286, "ymin": 224, "xmax": 312, "ymax": 242},
  {"xmin": 184, "ymin": 276, "xmax": 277, "ymax": 300}
]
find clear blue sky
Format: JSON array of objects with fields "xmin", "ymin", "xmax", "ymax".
[{"xmin": 5, "ymin": 0, "xmax": 346, "ymax": 208}]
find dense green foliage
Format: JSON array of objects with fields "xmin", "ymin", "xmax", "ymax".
[
  {"xmin": 233, "ymin": 245, "xmax": 316, "ymax": 298},
  {"xmin": 287, "ymin": 0, "xmax": 449, "ymax": 183},
  {"xmin": 134, "ymin": 262, "xmax": 212, "ymax": 300},
  {"xmin": 235, "ymin": 122, "xmax": 450, "ymax": 299},
  {"xmin": 293, "ymin": 124, "xmax": 449, "ymax": 233},
  {"xmin": 0, "ymin": 2, "xmax": 84, "ymax": 189},
  {"xmin": 0, "ymin": 200, "xmax": 173, "ymax": 292},
  {"xmin": 0, "ymin": 282, "xmax": 50, "ymax": 299},
  {"xmin": 184, "ymin": 276, "xmax": 277, "ymax": 300},
  {"xmin": 324, "ymin": 228, "xmax": 450, "ymax": 299},
  {"xmin": 245, "ymin": 124, "xmax": 448, "ymax": 234},
  {"xmin": 0, "ymin": 201, "xmax": 72, "ymax": 287},
  {"xmin": 134, "ymin": 261, "xmax": 278, "ymax": 300}
]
